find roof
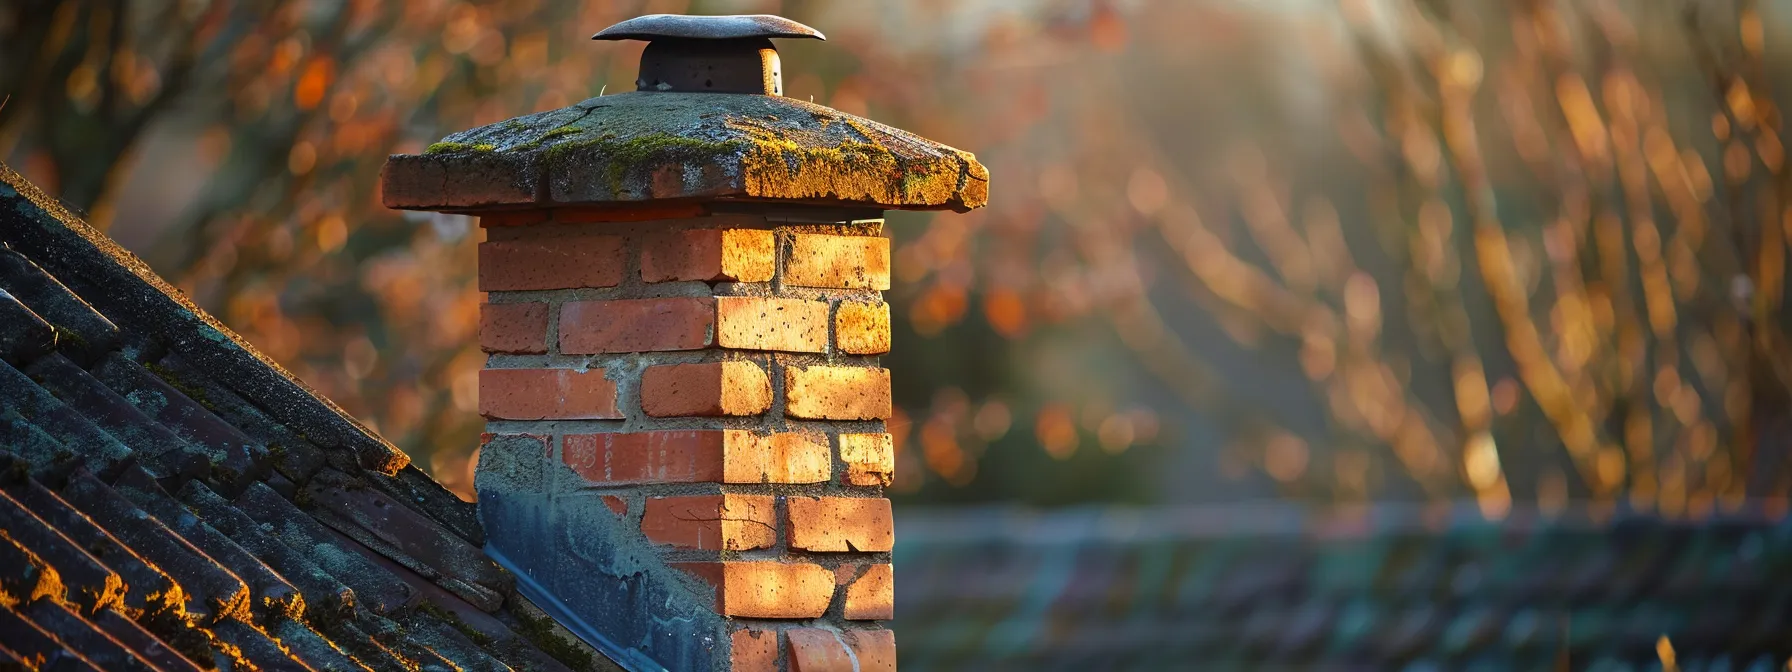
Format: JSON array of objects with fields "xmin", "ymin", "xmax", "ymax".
[
  {"xmin": 380, "ymin": 92, "xmax": 989, "ymax": 213},
  {"xmin": 0, "ymin": 164, "xmax": 617, "ymax": 671},
  {"xmin": 895, "ymin": 503, "xmax": 1792, "ymax": 671}
]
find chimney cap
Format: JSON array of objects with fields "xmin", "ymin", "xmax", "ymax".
[
  {"xmin": 592, "ymin": 14, "xmax": 825, "ymax": 42},
  {"xmin": 380, "ymin": 15, "xmax": 988, "ymax": 214}
]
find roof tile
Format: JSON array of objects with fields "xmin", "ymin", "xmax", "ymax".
[
  {"xmin": 304, "ymin": 469, "xmax": 510, "ymax": 611},
  {"xmin": 60, "ymin": 470, "xmax": 251, "ymax": 621},
  {"xmin": 0, "ymin": 488, "xmax": 125, "ymax": 612},
  {"xmin": 0, "ymin": 601, "xmax": 101, "ymax": 671},
  {"xmin": 3, "ymin": 473, "xmax": 184, "ymax": 614},
  {"xmin": 1, "ymin": 161, "xmax": 613, "ymax": 671},
  {"xmin": 0, "ymin": 528, "xmax": 60, "ymax": 605},
  {"xmin": 0, "ymin": 246, "xmax": 121, "ymax": 360},
  {"xmin": 313, "ymin": 618, "xmax": 429, "ymax": 671},
  {"xmin": 0, "ymin": 408, "xmax": 68, "ymax": 461},
  {"xmin": 91, "ymin": 352, "xmax": 271, "ymax": 490},
  {"xmin": 179, "ymin": 480, "xmax": 358, "ymax": 620},
  {"xmin": 235, "ymin": 481, "xmax": 420, "ymax": 616},
  {"xmin": 20, "ymin": 598, "xmax": 160, "ymax": 671},
  {"xmin": 366, "ymin": 465, "xmax": 485, "ymax": 546},
  {"xmin": 211, "ymin": 617, "xmax": 316, "ymax": 671},
  {"xmin": 0, "ymin": 287, "xmax": 56, "ymax": 364},
  {"xmin": 149, "ymin": 351, "xmax": 333, "ymax": 483},
  {"xmin": 0, "ymin": 361, "xmax": 133, "ymax": 470},
  {"xmin": 403, "ymin": 611, "xmax": 518, "ymax": 672},
  {"xmin": 269, "ymin": 617, "xmax": 377, "ymax": 672},
  {"xmin": 89, "ymin": 608, "xmax": 206, "ymax": 672},
  {"xmin": 24, "ymin": 352, "xmax": 212, "ymax": 480},
  {"xmin": 114, "ymin": 466, "xmax": 305, "ymax": 622}
]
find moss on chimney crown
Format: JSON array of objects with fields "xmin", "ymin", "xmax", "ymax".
[{"xmin": 383, "ymin": 91, "xmax": 988, "ymax": 213}]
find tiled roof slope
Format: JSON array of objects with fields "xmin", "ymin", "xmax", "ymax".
[
  {"xmin": 896, "ymin": 504, "xmax": 1792, "ymax": 671},
  {"xmin": 0, "ymin": 164, "xmax": 619, "ymax": 671}
]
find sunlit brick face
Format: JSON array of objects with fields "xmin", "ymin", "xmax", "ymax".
[{"xmin": 475, "ymin": 209, "xmax": 896, "ymax": 671}]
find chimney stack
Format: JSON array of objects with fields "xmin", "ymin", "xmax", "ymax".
[{"xmin": 381, "ymin": 14, "xmax": 986, "ymax": 671}]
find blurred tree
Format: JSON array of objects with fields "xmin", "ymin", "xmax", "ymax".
[{"xmin": 2, "ymin": 0, "xmax": 652, "ymax": 497}]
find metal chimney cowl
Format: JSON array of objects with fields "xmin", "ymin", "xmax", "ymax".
[{"xmin": 381, "ymin": 13, "xmax": 988, "ymax": 215}]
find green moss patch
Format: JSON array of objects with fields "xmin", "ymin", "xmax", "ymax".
[{"xmin": 424, "ymin": 142, "xmax": 497, "ymax": 155}]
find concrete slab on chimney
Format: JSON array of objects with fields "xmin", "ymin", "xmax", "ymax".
[{"xmin": 381, "ymin": 92, "xmax": 989, "ymax": 213}]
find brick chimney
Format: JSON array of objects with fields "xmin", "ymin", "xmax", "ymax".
[{"xmin": 380, "ymin": 14, "xmax": 986, "ymax": 672}]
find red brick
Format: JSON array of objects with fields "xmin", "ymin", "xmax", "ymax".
[
  {"xmin": 838, "ymin": 433, "xmax": 894, "ymax": 487},
  {"xmin": 641, "ymin": 494, "xmax": 776, "ymax": 551},
  {"xmin": 784, "ymin": 234, "xmax": 891, "ymax": 290},
  {"xmin": 478, "ymin": 233, "xmax": 624, "ymax": 291},
  {"xmin": 641, "ymin": 228, "xmax": 775, "ymax": 283},
  {"xmin": 786, "ymin": 629, "xmax": 891, "ymax": 672},
  {"xmin": 834, "ymin": 301, "xmax": 890, "ymax": 355},
  {"xmin": 559, "ymin": 297, "xmax": 714, "ymax": 354},
  {"xmin": 731, "ymin": 629, "xmax": 779, "ymax": 672},
  {"xmin": 641, "ymin": 361, "xmax": 770, "ymax": 417},
  {"xmin": 716, "ymin": 297, "xmax": 829, "ymax": 353},
  {"xmin": 672, "ymin": 561, "xmax": 834, "ymax": 618},
  {"xmin": 843, "ymin": 630, "xmax": 895, "ymax": 672},
  {"xmin": 480, "ymin": 302, "xmax": 550, "ymax": 354},
  {"xmin": 784, "ymin": 366, "xmax": 892, "ymax": 420},
  {"xmin": 842, "ymin": 564, "xmax": 893, "ymax": 620},
  {"xmin": 786, "ymin": 629, "xmax": 853, "ymax": 672},
  {"xmin": 563, "ymin": 431, "xmax": 724, "ymax": 483},
  {"xmin": 601, "ymin": 496, "xmax": 628, "ymax": 517},
  {"xmin": 786, "ymin": 497, "xmax": 893, "ymax": 553},
  {"xmin": 559, "ymin": 430, "xmax": 830, "ymax": 485},
  {"xmin": 479, "ymin": 368, "xmax": 619, "ymax": 420},
  {"xmin": 833, "ymin": 563, "xmax": 861, "ymax": 586},
  {"xmin": 723, "ymin": 432, "xmax": 830, "ymax": 484}
]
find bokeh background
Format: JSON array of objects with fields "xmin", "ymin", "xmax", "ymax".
[{"xmin": 6, "ymin": 0, "xmax": 1792, "ymax": 666}]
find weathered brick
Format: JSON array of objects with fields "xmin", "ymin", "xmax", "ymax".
[
  {"xmin": 834, "ymin": 301, "xmax": 890, "ymax": 355},
  {"xmin": 842, "ymin": 564, "xmax": 893, "ymax": 620},
  {"xmin": 673, "ymin": 561, "xmax": 834, "ymax": 618},
  {"xmin": 839, "ymin": 433, "xmax": 894, "ymax": 487},
  {"xmin": 786, "ymin": 629, "xmax": 891, "ymax": 672},
  {"xmin": 724, "ymin": 432, "xmax": 830, "ymax": 484},
  {"xmin": 601, "ymin": 495, "xmax": 628, "ymax": 517},
  {"xmin": 559, "ymin": 297, "xmax": 714, "ymax": 354},
  {"xmin": 786, "ymin": 629, "xmax": 853, "ymax": 672},
  {"xmin": 381, "ymin": 152, "xmax": 537, "ymax": 209},
  {"xmin": 843, "ymin": 630, "xmax": 895, "ymax": 672},
  {"xmin": 641, "ymin": 361, "xmax": 771, "ymax": 417},
  {"xmin": 480, "ymin": 302, "xmax": 550, "ymax": 354},
  {"xmin": 642, "ymin": 494, "xmax": 776, "ymax": 551},
  {"xmin": 716, "ymin": 297, "xmax": 828, "ymax": 353},
  {"xmin": 784, "ymin": 234, "xmax": 891, "ymax": 290},
  {"xmin": 559, "ymin": 430, "xmax": 830, "ymax": 485},
  {"xmin": 786, "ymin": 497, "xmax": 894, "ymax": 552},
  {"xmin": 731, "ymin": 628, "xmax": 780, "ymax": 672},
  {"xmin": 784, "ymin": 366, "xmax": 892, "ymax": 420},
  {"xmin": 478, "ymin": 233, "xmax": 624, "ymax": 291},
  {"xmin": 641, "ymin": 228, "xmax": 775, "ymax": 283},
  {"xmin": 563, "ymin": 431, "xmax": 725, "ymax": 484},
  {"xmin": 479, "ymin": 368, "xmax": 619, "ymax": 420}
]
